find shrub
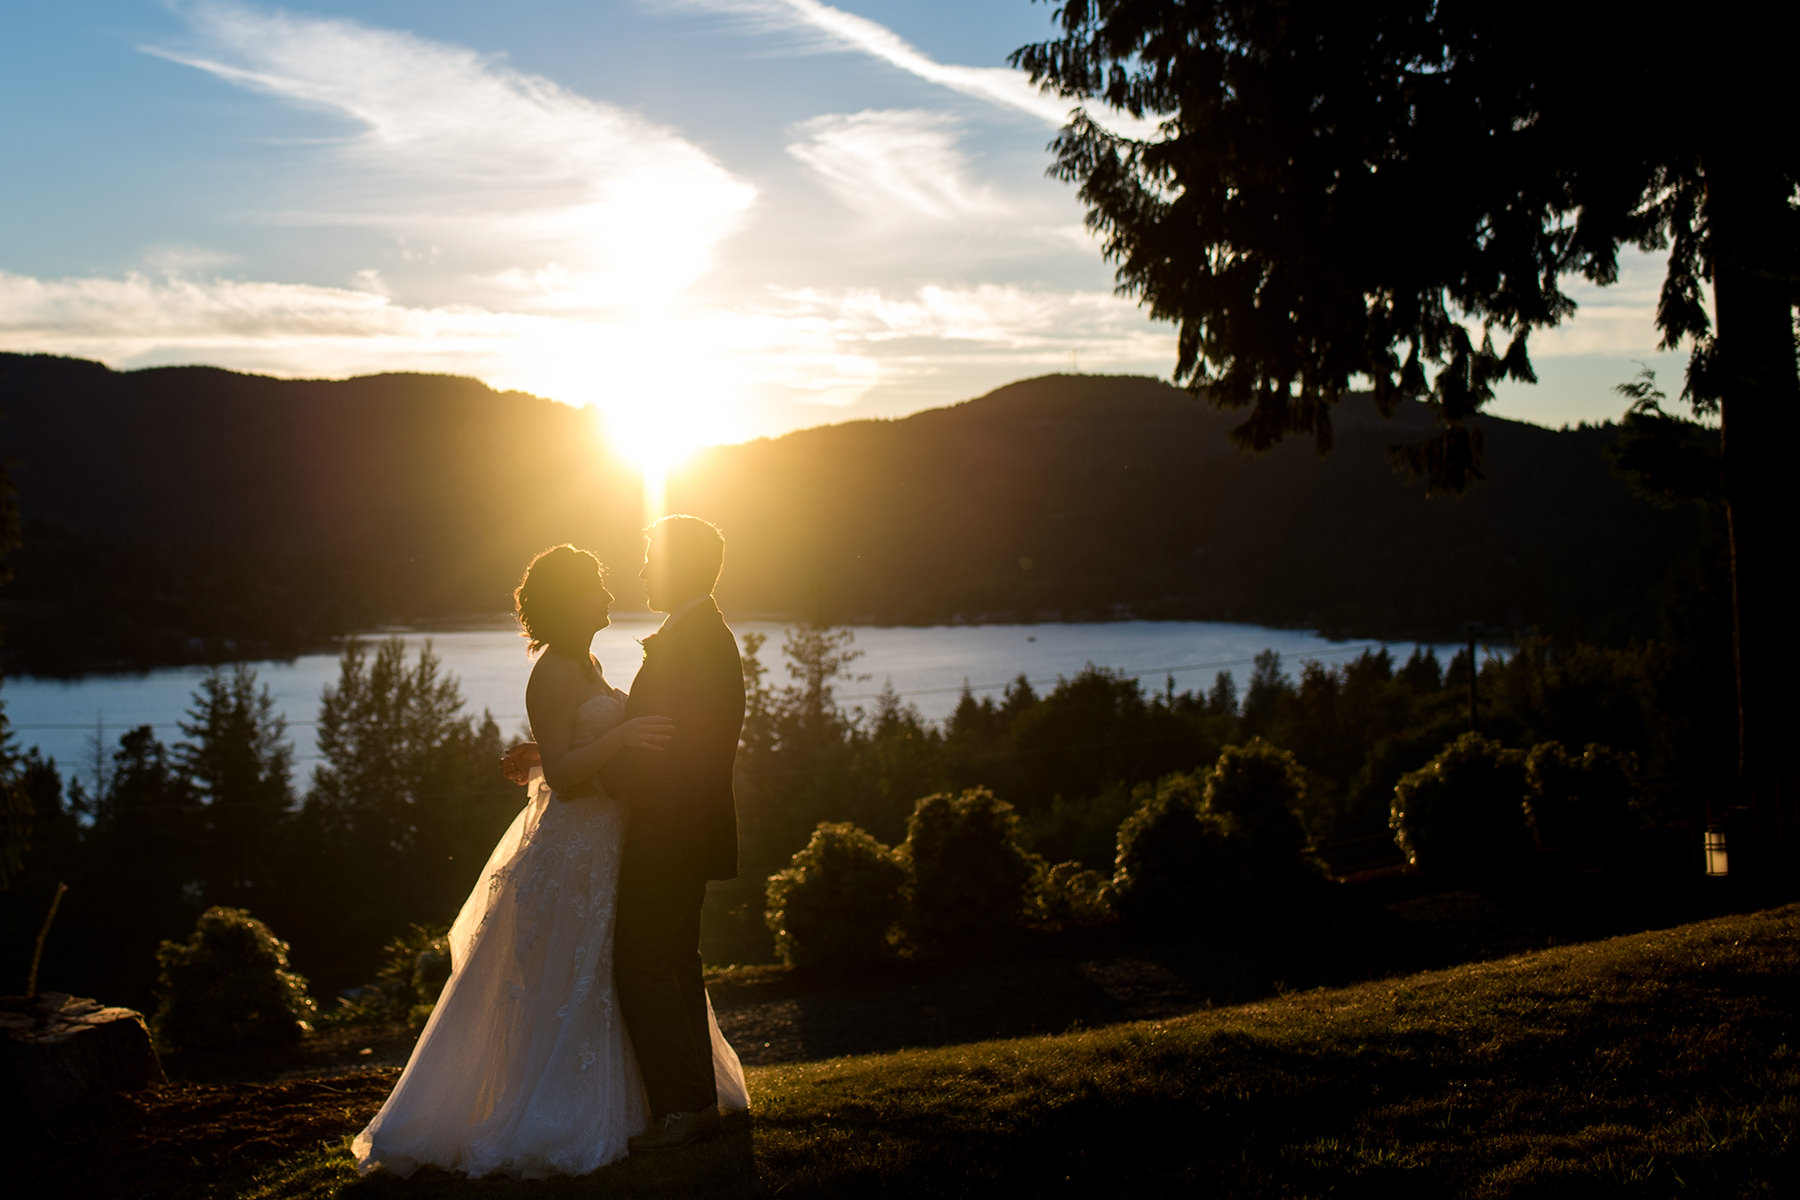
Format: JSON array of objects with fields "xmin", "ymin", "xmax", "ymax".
[
  {"xmin": 1524, "ymin": 741, "xmax": 1642, "ymax": 862},
  {"xmin": 1036, "ymin": 861, "xmax": 1113, "ymax": 926},
  {"xmin": 1390, "ymin": 734, "xmax": 1532, "ymax": 878},
  {"xmin": 765, "ymin": 822, "xmax": 907, "ymax": 969},
  {"xmin": 1031, "ymin": 780, "xmax": 1141, "ymax": 870},
  {"xmin": 902, "ymin": 788, "xmax": 1044, "ymax": 950},
  {"xmin": 318, "ymin": 923, "xmax": 452, "ymax": 1028},
  {"xmin": 381, "ymin": 923, "xmax": 452, "ymax": 1030},
  {"xmin": 152, "ymin": 906, "xmax": 316, "ymax": 1051},
  {"xmin": 1203, "ymin": 739, "xmax": 1322, "ymax": 885},
  {"xmin": 1111, "ymin": 771, "xmax": 1240, "ymax": 923},
  {"xmin": 1112, "ymin": 746, "xmax": 1326, "ymax": 925}
]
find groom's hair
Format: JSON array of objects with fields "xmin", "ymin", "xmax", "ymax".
[{"xmin": 648, "ymin": 514, "xmax": 725, "ymax": 593}]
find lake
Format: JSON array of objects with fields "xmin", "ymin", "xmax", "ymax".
[{"xmin": 3, "ymin": 617, "xmax": 1461, "ymax": 788}]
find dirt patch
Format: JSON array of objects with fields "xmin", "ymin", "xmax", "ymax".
[
  {"xmin": 163, "ymin": 1021, "xmax": 421, "ymax": 1083},
  {"xmin": 12, "ymin": 1072, "xmax": 398, "ymax": 1199}
]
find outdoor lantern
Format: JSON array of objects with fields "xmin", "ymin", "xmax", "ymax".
[{"xmin": 1705, "ymin": 827, "xmax": 1729, "ymax": 877}]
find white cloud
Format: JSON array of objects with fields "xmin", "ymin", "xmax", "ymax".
[
  {"xmin": 141, "ymin": 244, "xmax": 244, "ymax": 275},
  {"xmin": 787, "ymin": 110, "xmax": 1007, "ymax": 222},
  {"xmin": 0, "ymin": 268, "xmax": 543, "ymax": 370},
  {"xmin": 349, "ymin": 268, "xmax": 390, "ymax": 296},
  {"xmin": 147, "ymin": 1, "xmax": 756, "ymax": 312},
  {"xmin": 679, "ymin": 0, "xmax": 1159, "ymax": 139},
  {"xmin": 0, "ymin": 266, "xmax": 1171, "ymax": 423},
  {"xmin": 1528, "ymin": 250, "xmax": 1692, "ymax": 358},
  {"xmin": 0, "ymin": 265, "xmax": 842, "ymax": 437},
  {"xmin": 766, "ymin": 282, "xmax": 1175, "ymax": 364}
]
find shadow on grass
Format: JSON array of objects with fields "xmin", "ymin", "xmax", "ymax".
[
  {"xmin": 715, "ymin": 860, "xmax": 1774, "ymax": 1074},
  {"xmin": 745, "ymin": 1035, "xmax": 1460, "ymax": 1197},
  {"xmin": 738, "ymin": 908, "xmax": 1800, "ymax": 1196}
]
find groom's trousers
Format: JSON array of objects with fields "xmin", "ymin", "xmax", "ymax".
[{"xmin": 615, "ymin": 864, "xmax": 715, "ymax": 1117}]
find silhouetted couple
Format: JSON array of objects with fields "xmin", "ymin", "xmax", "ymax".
[{"xmin": 353, "ymin": 515, "xmax": 748, "ymax": 1178}]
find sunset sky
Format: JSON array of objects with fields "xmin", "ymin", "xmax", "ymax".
[{"xmin": 3, "ymin": 0, "xmax": 1692, "ymax": 454}]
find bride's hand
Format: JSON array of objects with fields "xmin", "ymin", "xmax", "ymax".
[
  {"xmin": 615, "ymin": 715, "xmax": 675, "ymax": 752},
  {"xmin": 500, "ymin": 741, "xmax": 541, "ymax": 784}
]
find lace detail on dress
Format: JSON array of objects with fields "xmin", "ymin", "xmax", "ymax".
[{"xmin": 458, "ymin": 692, "xmax": 627, "ymax": 955}]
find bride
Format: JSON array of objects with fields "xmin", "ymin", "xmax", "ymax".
[{"xmin": 353, "ymin": 545, "xmax": 748, "ymax": 1179}]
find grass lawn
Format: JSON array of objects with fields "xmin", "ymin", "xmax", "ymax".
[{"xmin": 220, "ymin": 902, "xmax": 1799, "ymax": 1198}]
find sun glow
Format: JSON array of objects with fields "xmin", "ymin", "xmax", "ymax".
[
  {"xmin": 519, "ymin": 320, "xmax": 747, "ymax": 522},
  {"xmin": 603, "ymin": 397, "xmax": 715, "ymax": 523}
]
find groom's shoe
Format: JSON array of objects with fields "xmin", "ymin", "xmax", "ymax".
[{"xmin": 629, "ymin": 1105, "xmax": 722, "ymax": 1152}]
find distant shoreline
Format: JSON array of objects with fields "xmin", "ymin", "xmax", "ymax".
[{"xmin": 2, "ymin": 607, "xmax": 1484, "ymax": 684}]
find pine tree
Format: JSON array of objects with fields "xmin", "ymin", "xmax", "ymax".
[
  {"xmin": 292, "ymin": 637, "xmax": 513, "ymax": 989},
  {"xmin": 178, "ymin": 665, "xmax": 294, "ymax": 908},
  {"xmin": 86, "ymin": 727, "xmax": 205, "ymax": 999}
]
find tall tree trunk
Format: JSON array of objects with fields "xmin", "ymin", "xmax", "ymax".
[{"xmin": 1705, "ymin": 151, "xmax": 1800, "ymax": 886}]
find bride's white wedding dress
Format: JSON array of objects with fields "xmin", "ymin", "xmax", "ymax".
[{"xmin": 352, "ymin": 689, "xmax": 747, "ymax": 1179}]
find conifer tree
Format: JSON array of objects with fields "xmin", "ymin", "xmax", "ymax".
[
  {"xmin": 0, "ymin": 448, "xmax": 25, "ymax": 890},
  {"xmin": 292, "ymin": 637, "xmax": 514, "ymax": 987},
  {"xmin": 1015, "ymin": 2, "xmax": 1797, "ymax": 874},
  {"xmin": 87, "ymin": 727, "xmax": 205, "ymax": 998},
  {"xmin": 178, "ymin": 665, "xmax": 294, "ymax": 908}
]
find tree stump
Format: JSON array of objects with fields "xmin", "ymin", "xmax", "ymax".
[{"xmin": 1, "ymin": 993, "xmax": 166, "ymax": 1128}]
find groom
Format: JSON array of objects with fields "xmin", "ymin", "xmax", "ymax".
[{"xmin": 600, "ymin": 514, "xmax": 744, "ymax": 1151}]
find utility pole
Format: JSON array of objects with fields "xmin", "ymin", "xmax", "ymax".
[{"xmin": 1464, "ymin": 624, "xmax": 1479, "ymax": 733}]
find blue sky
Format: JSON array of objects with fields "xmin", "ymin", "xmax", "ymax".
[{"xmin": 1, "ymin": 1, "xmax": 1691, "ymax": 451}]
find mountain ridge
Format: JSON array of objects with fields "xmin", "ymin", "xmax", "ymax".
[{"xmin": 0, "ymin": 353, "xmax": 1703, "ymax": 672}]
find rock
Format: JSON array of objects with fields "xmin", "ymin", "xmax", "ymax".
[{"xmin": 1, "ymin": 993, "xmax": 166, "ymax": 1127}]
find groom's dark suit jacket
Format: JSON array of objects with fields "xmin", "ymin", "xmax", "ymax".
[{"xmin": 600, "ymin": 598, "xmax": 743, "ymax": 881}]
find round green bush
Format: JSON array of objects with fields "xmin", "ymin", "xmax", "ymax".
[
  {"xmin": 1390, "ymin": 733, "xmax": 1532, "ymax": 878},
  {"xmin": 152, "ymin": 906, "xmax": 316, "ymax": 1051},
  {"xmin": 1111, "ymin": 771, "xmax": 1240, "ymax": 922},
  {"xmin": 765, "ymin": 822, "xmax": 907, "ymax": 969},
  {"xmin": 1203, "ymin": 739, "xmax": 1320, "ymax": 884},
  {"xmin": 902, "ymin": 787, "xmax": 1043, "ymax": 950},
  {"xmin": 1524, "ymin": 741, "xmax": 1641, "ymax": 861},
  {"xmin": 1036, "ymin": 860, "xmax": 1113, "ymax": 926}
]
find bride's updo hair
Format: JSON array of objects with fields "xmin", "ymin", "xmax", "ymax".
[{"xmin": 514, "ymin": 544, "xmax": 602, "ymax": 655}]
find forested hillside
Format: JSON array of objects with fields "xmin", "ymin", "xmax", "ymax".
[
  {"xmin": 0, "ymin": 353, "xmax": 642, "ymax": 671},
  {"xmin": 674, "ymin": 373, "xmax": 1707, "ymax": 639},
  {"xmin": 1, "ymin": 354, "xmax": 1707, "ymax": 672}
]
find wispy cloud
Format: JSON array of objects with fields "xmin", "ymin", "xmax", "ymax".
[
  {"xmin": 787, "ymin": 110, "xmax": 1007, "ymax": 222},
  {"xmin": 767, "ymin": 282, "xmax": 1175, "ymax": 364},
  {"xmin": 0, "ymin": 267, "xmax": 543, "ymax": 371},
  {"xmin": 147, "ymin": 1, "xmax": 756, "ymax": 311},
  {"xmin": 679, "ymin": 0, "xmax": 1157, "ymax": 138}
]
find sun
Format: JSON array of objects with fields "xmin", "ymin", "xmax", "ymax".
[
  {"xmin": 520, "ymin": 326, "xmax": 745, "ymax": 523},
  {"xmin": 594, "ymin": 370, "xmax": 744, "ymax": 524},
  {"xmin": 602, "ymin": 397, "xmax": 717, "ymax": 521}
]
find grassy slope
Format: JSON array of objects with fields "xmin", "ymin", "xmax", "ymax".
[{"xmin": 237, "ymin": 905, "xmax": 1799, "ymax": 1198}]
